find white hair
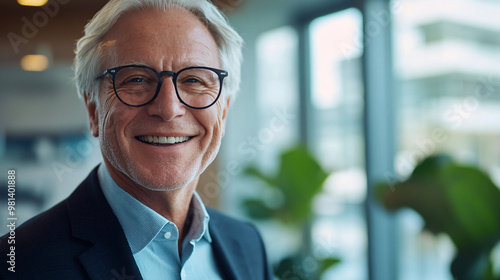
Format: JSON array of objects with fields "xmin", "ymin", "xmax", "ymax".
[{"xmin": 74, "ymin": 0, "xmax": 243, "ymax": 103}]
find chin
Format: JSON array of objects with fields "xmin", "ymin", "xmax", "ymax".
[{"xmin": 126, "ymin": 164, "xmax": 199, "ymax": 192}]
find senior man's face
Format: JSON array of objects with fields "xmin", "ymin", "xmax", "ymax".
[{"xmin": 86, "ymin": 7, "xmax": 230, "ymax": 191}]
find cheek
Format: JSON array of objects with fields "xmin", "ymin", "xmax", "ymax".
[
  {"xmin": 199, "ymin": 103, "xmax": 226, "ymax": 137},
  {"xmin": 98, "ymin": 92, "xmax": 133, "ymax": 136},
  {"xmin": 214, "ymin": 102, "xmax": 227, "ymax": 136}
]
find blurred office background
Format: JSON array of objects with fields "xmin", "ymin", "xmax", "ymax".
[{"xmin": 1, "ymin": 0, "xmax": 500, "ymax": 279}]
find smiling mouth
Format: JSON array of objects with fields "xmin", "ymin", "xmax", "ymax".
[{"xmin": 136, "ymin": 136, "xmax": 192, "ymax": 146}]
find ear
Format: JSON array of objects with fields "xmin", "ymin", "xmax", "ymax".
[
  {"xmin": 84, "ymin": 93, "xmax": 99, "ymax": 137},
  {"xmin": 220, "ymin": 96, "xmax": 231, "ymax": 137}
]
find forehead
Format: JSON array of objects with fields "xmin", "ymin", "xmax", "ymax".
[{"xmin": 98, "ymin": 6, "xmax": 219, "ymax": 68}]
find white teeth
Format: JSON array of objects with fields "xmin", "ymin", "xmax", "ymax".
[{"xmin": 138, "ymin": 136, "xmax": 190, "ymax": 144}]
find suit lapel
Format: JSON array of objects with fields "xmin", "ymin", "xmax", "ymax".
[
  {"xmin": 208, "ymin": 211, "xmax": 253, "ymax": 280},
  {"xmin": 66, "ymin": 167, "xmax": 143, "ymax": 280}
]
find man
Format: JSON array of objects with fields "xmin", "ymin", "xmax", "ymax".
[{"xmin": 0, "ymin": 0, "xmax": 272, "ymax": 279}]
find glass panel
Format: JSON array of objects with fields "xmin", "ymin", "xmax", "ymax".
[
  {"xmin": 393, "ymin": 0, "xmax": 500, "ymax": 279},
  {"xmin": 309, "ymin": 8, "xmax": 367, "ymax": 280},
  {"xmin": 256, "ymin": 26, "xmax": 300, "ymax": 168},
  {"xmin": 253, "ymin": 26, "xmax": 301, "ymax": 264}
]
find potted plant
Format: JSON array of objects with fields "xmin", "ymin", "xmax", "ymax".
[{"xmin": 376, "ymin": 154, "xmax": 500, "ymax": 280}]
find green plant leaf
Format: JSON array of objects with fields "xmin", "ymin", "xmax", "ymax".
[
  {"xmin": 243, "ymin": 146, "xmax": 329, "ymax": 226},
  {"xmin": 274, "ymin": 256, "xmax": 297, "ymax": 280},
  {"xmin": 275, "ymin": 146, "xmax": 329, "ymax": 224},
  {"xmin": 444, "ymin": 165, "xmax": 500, "ymax": 247},
  {"xmin": 451, "ymin": 237, "xmax": 499, "ymax": 280},
  {"xmin": 274, "ymin": 254, "xmax": 341, "ymax": 280},
  {"xmin": 242, "ymin": 199, "xmax": 274, "ymax": 220},
  {"xmin": 375, "ymin": 154, "xmax": 500, "ymax": 280},
  {"xmin": 243, "ymin": 165, "xmax": 276, "ymax": 188},
  {"xmin": 319, "ymin": 257, "xmax": 341, "ymax": 273}
]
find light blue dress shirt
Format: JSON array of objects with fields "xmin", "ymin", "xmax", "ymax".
[{"xmin": 98, "ymin": 164, "xmax": 223, "ymax": 280}]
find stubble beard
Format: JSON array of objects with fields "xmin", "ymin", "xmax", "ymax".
[{"xmin": 100, "ymin": 134, "xmax": 221, "ymax": 192}]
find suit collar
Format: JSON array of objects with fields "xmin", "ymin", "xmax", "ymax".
[
  {"xmin": 66, "ymin": 166, "xmax": 143, "ymax": 280},
  {"xmin": 208, "ymin": 209, "xmax": 253, "ymax": 280}
]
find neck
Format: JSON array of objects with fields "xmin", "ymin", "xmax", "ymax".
[{"xmin": 104, "ymin": 161, "xmax": 199, "ymax": 252}]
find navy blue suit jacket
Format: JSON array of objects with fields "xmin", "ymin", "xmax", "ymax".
[{"xmin": 0, "ymin": 167, "xmax": 272, "ymax": 280}]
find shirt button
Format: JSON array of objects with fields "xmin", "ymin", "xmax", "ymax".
[{"xmin": 164, "ymin": 231, "xmax": 172, "ymax": 239}]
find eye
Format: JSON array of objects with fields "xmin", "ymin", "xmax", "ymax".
[
  {"xmin": 125, "ymin": 76, "xmax": 149, "ymax": 83},
  {"xmin": 130, "ymin": 77, "xmax": 146, "ymax": 83},
  {"xmin": 115, "ymin": 66, "xmax": 158, "ymax": 86},
  {"xmin": 183, "ymin": 77, "xmax": 203, "ymax": 84}
]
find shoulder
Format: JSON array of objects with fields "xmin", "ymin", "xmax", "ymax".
[
  {"xmin": 0, "ymin": 199, "xmax": 74, "ymax": 251},
  {"xmin": 0, "ymin": 168, "xmax": 102, "ymax": 279},
  {"xmin": 0, "ymin": 168, "xmax": 100, "ymax": 252},
  {"xmin": 206, "ymin": 209, "xmax": 268, "ymax": 256},
  {"xmin": 207, "ymin": 208, "xmax": 273, "ymax": 279},
  {"xmin": 0, "ymin": 198, "xmax": 88, "ymax": 279},
  {"xmin": 207, "ymin": 207, "xmax": 261, "ymax": 237}
]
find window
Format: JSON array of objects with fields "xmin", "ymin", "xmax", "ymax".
[
  {"xmin": 308, "ymin": 8, "xmax": 367, "ymax": 280},
  {"xmin": 256, "ymin": 26, "xmax": 300, "ymax": 168},
  {"xmin": 392, "ymin": 0, "xmax": 500, "ymax": 278}
]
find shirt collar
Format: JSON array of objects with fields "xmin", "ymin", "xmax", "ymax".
[{"xmin": 98, "ymin": 164, "xmax": 212, "ymax": 254}]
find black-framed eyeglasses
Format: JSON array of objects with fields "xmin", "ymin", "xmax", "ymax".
[{"xmin": 96, "ymin": 64, "xmax": 228, "ymax": 109}]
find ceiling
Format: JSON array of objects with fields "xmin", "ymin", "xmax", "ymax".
[
  {"xmin": 0, "ymin": 1, "xmax": 109, "ymax": 64},
  {"xmin": 0, "ymin": 0, "xmax": 243, "ymax": 65}
]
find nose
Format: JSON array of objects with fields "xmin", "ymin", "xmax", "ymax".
[{"xmin": 145, "ymin": 77, "xmax": 186, "ymax": 121}]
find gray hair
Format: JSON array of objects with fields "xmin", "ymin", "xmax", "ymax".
[{"xmin": 74, "ymin": 0, "xmax": 243, "ymax": 103}]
